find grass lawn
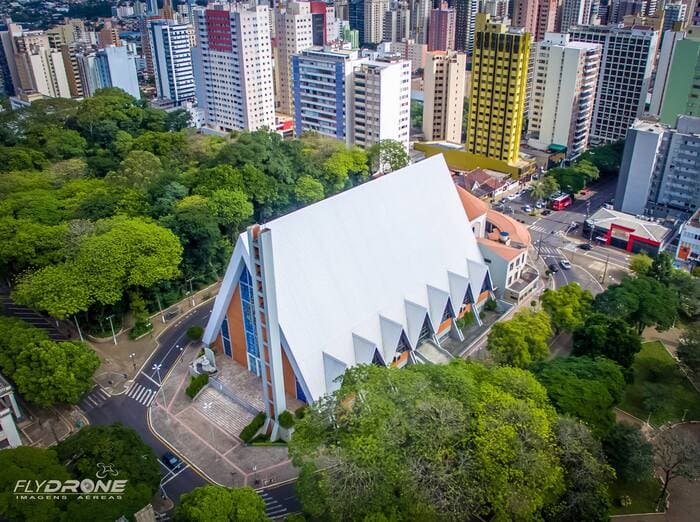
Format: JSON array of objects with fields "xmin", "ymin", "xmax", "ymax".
[
  {"xmin": 619, "ymin": 341, "xmax": 700, "ymax": 427},
  {"xmin": 610, "ymin": 476, "xmax": 664, "ymax": 516}
]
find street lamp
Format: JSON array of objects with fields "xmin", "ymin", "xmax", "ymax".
[
  {"xmin": 152, "ymin": 364, "xmax": 166, "ymax": 406},
  {"xmin": 202, "ymin": 401, "xmax": 215, "ymax": 448},
  {"xmin": 106, "ymin": 315, "xmax": 117, "ymax": 345},
  {"xmin": 129, "ymin": 352, "xmax": 137, "ymax": 371},
  {"xmin": 186, "ymin": 278, "xmax": 195, "ymax": 307}
]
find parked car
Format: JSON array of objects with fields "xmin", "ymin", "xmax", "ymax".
[
  {"xmin": 548, "ymin": 263, "xmax": 559, "ymax": 273},
  {"xmin": 541, "ymin": 209, "xmax": 552, "ymax": 216},
  {"xmin": 535, "ymin": 201, "xmax": 545, "ymax": 209},
  {"xmin": 522, "ymin": 205, "xmax": 533, "ymax": 212},
  {"xmin": 162, "ymin": 451, "xmax": 183, "ymax": 471},
  {"xmin": 560, "ymin": 259, "xmax": 572, "ymax": 270},
  {"xmin": 578, "ymin": 243, "xmax": 593, "ymax": 251}
]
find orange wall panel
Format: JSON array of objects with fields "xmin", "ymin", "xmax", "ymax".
[
  {"xmin": 281, "ymin": 348, "xmax": 296, "ymax": 399},
  {"xmin": 437, "ymin": 317, "xmax": 452, "ymax": 334},
  {"xmin": 225, "ymin": 284, "xmax": 248, "ymax": 367}
]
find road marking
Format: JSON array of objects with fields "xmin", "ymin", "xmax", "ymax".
[
  {"xmin": 140, "ymin": 371, "xmax": 162, "ymax": 387},
  {"xmin": 161, "ymin": 464, "xmax": 190, "ymax": 487},
  {"xmin": 134, "ymin": 387, "xmax": 147, "ymax": 403}
]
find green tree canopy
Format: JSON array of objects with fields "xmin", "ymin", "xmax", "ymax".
[
  {"xmin": 629, "ymin": 252, "xmax": 653, "ymax": 276},
  {"xmin": 593, "ymin": 275, "xmax": 678, "ymax": 334},
  {"xmin": 602, "ymin": 423, "xmax": 654, "ymax": 482},
  {"xmin": 290, "ymin": 362, "xmax": 566, "ymax": 521},
  {"xmin": 487, "ymin": 309, "xmax": 553, "ymax": 367},
  {"xmin": 540, "ymin": 283, "xmax": 593, "ymax": 332},
  {"xmin": 367, "ymin": 139, "xmax": 409, "ymax": 174},
  {"xmin": 533, "ymin": 357, "xmax": 626, "ymax": 437},
  {"xmin": 174, "ymin": 485, "xmax": 268, "ymax": 522},
  {"xmin": 572, "ymin": 312, "xmax": 642, "ymax": 368},
  {"xmin": 677, "ymin": 323, "xmax": 700, "ymax": 373}
]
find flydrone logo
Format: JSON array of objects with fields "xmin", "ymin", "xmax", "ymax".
[{"xmin": 14, "ymin": 463, "xmax": 127, "ymax": 501}]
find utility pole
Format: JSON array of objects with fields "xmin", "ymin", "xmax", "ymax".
[
  {"xmin": 106, "ymin": 315, "xmax": 117, "ymax": 345},
  {"xmin": 601, "ymin": 252, "xmax": 610, "ymax": 285},
  {"xmin": 156, "ymin": 294, "xmax": 165, "ymax": 324},
  {"xmin": 186, "ymin": 278, "xmax": 195, "ymax": 308},
  {"xmin": 73, "ymin": 316, "xmax": 84, "ymax": 342}
]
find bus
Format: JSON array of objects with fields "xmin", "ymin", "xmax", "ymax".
[{"xmin": 550, "ymin": 194, "xmax": 573, "ymax": 210}]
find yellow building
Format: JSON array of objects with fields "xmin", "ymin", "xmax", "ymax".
[{"xmin": 466, "ymin": 13, "xmax": 530, "ymax": 166}]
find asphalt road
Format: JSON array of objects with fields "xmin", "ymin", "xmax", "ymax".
[
  {"xmin": 501, "ymin": 177, "xmax": 629, "ymax": 293},
  {"xmin": 79, "ymin": 302, "xmax": 300, "ymax": 518}
]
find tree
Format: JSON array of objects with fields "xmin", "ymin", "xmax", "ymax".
[
  {"xmin": 487, "ymin": 309, "xmax": 553, "ymax": 368},
  {"xmin": 293, "ymin": 175, "xmax": 325, "ymax": 206},
  {"xmin": 0, "ymin": 317, "xmax": 48, "ymax": 376},
  {"xmin": 572, "ymin": 313, "xmax": 642, "ymax": 368},
  {"xmin": 668, "ymin": 269, "xmax": 700, "ymax": 320},
  {"xmin": 533, "ymin": 357, "xmax": 626, "ymax": 437},
  {"xmin": 649, "ymin": 251, "xmax": 674, "ymax": 284},
  {"xmin": 57, "ymin": 424, "xmax": 161, "ymax": 521},
  {"xmin": 629, "ymin": 252, "xmax": 653, "ymax": 276},
  {"xmin": 540, "ymin": 283, "xmax": 593, "ymax": 332},
  {"xmin": 545, "ymin": 418, "xmax": 614, "ymax": 522},
  {"xmin": 602, "ymin": 423, "xmax": 654, "ymax": 482},
  {"xmin": 532, "ymin": 176, "xmax": 560, "ymax": 201},
  {"xmin": 677, "ymin": 323, "xmax": 700, "ymax": 373},
  {"xmin": 593, "ymin": 276, "xmax": 678, "ymax": 334},
  {"xmin": 105, "ymin": 150, "xmax": 163, "ymax": 190},
  {"xmin": 0, "ymin": 447, "xmax": 71, "ymax": 522},
  {"xmin": 208, "ymin": 189, "xmax": 254, "ymax": 234},
  {"xmin": 579, "ymin": 141, "xmax": 624, "ymax": 177},
  {"xmin": 175, "ymin": 485, "xmax": 268, "ymax": 522},
  {"xmin": 653, "ymin": 428, "xmax": 700, "ymax": 506},
  {"xmin": 290, "ymin": 362, "xmax": 565, "ymax": 521},
  {"xmin": 367, "ymin": 139, "xmax": 409, "ymax": 174},
  {"xmin": 12, "ymin": 340, "xmax": 100, "ymax": 407}
]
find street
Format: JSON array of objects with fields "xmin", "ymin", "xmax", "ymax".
[
  {"xmin": 78, "ymin": 303, "xmax": 300, "ymax": 518},
  {"xmin": 503, "ymin": 177, "xmax": 631, "ymax": 293}
]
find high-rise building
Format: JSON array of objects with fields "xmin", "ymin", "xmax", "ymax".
[
  {"xmin": 422, "ymin": 50, "xmax": 466, "ymax": 143},
  {"xmin": 513, "ymin": 0, "xmax": 557, "ymax": 41},
  {"xmin": 193, "ymin": 2, "xmax": 275, "ymax": 133},
  {"xmin": 97, "ymin": 20, "xmax": 121, "ymax": 48},
  {"xmin": 0, "ymin": 19, "xmax": 18, "ymax": 96},
  {"xmin": 428, "ymin": 2, "xmax": 456, "ymax": 51},
  {"xmin": 292, "ymin": 46, "xmax": 362, "ymax": 140},
  {"xmin": 382, "ymin": 4, "xmax": 411, "ymax": 42},
  {"xmin": 350, "ymin": 0, "xmax": 389, "ymax": 44},
  {"xmin": 310, "ymin": 1, "xmax": 333, "ymax": 45},
  {"xmin": 274, "ymin": 1, "xmax": 313, "ymax": 116},
  {"xmin": 10, "ymin": 29, "xmax": 71, "ymax": 98},
  {"xmin": 349, "ymin": 54, "xmax": 411, "ymax": 150},
  {"xmin": 649, "ymin": 28, "xmax": 686, "ymax": 119},
  {"xmin": 569, "ymin": 24, "xmax": 658, "ymax": 144},
  {"xmin": 652, "ymin": 26, "xmax": 700, "ymax": 125},
  {"xmin": 615, "ymin": 115, "xmax": 700, "ymax": 219},
  {"xmin": 528, "ymin": 33, "xmax": 601, "ymax": 158},
  {"xmin": 663, "ymin": 0, "xmax": 688, "ymax": 32},
  {"xmin": 93, "ymin": 45, "xmax": 140, "ymax": 99},
  {"xmin": 411, "ymin": 0, "xmax": 431, "ymax": 44},
  {"xmin": 146, "ymin": 0, "xmax": 159, "ymax": 16},
  {"xmin": 148, "ymin": 19, "xmax": 195, "ymax": 105},
  {"xmin": 385, "ymin": 39, "xmax": 427, "ymax": 71},
  {"xmin": 349, "ymin": 0, "xmax": 366, "ymax": 43},
  {"xmin": 466, "ymin": 14, "xmax": 530, "ymax": 164},
  {"xmin": 454, "ymin": 0, "xmax": 478, "ymax": 53},
  {"xmin": 559, "ymin": 0, "xmax": 595, "ymax": 32}
]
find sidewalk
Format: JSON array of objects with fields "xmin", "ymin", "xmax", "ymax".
[
  {"xmin": 90, "ymin": 282, "xmax": 221, "ymax": 395},
  {"xmin": 148, "ymin": 344, "xmax": 298, "ymax": 488}
]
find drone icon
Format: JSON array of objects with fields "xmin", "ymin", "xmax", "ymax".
[{"xmin": 96, "ymin": 463, "xmax": 119, "ymax": 479}]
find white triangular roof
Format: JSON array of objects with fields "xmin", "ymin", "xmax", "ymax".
[{"xmin": 204, "ymin": 155, "xmax": 489, "ymax": 400}]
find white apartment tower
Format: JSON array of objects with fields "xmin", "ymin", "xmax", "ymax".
[
  {"xmin": 350, "ymin": 54, "xmax": 411, "ymax": 150},
  {"xmin": 559, "ymin": 0, "xmax": 595, "ymax": 33},
  {"xmin": 528, "ymin": 33, "xmax": 601, "ymax": 158},
  {"xmin": 569, "ymin": 24, "xmax": 658, "ymax": 144},
  {"xmin": 148, "ymin": 19, "xmax": 195, "ymax": 105},
  {"xmin": 274, "ymin": 1, "xmax": 313, "ymax": 116},
  {"xmin": 193, "ymin": 2, "xmax": 275, "ymax": 133},
  {"xmin": 365, "ymin": 0, "xmax": 391, "ymax": 44},
  {"xmin": 422, "ymin": 50, "xmax": 466, "ymax": 144}
]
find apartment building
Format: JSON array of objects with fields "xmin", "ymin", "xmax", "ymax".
[
  {"xmin": 616, "ymin": 116, "xmax": 700, "ymax": 219},
  {"xmin": 292, "ymin": 46, "xmax": 361, "ymax": 141},
  {"xmin": 559, "ymin": 0, "xmax": 595, "ymax": 32},
  {"xmin": 382, "ymin": 3, "xmax": 410, "ymax": 42},
  {"xmin": 513, "ymin": 0, "xmax": 557, "ymax": 42},
  {"xmin": 350, "ymin": 54, "xmax": 411, "ymax": 150},
  {"xmin": 385, "ymin": 39, "xmax": 428, "ymax": 71},
  {"xmin": 274, "ymin": 1, "xmax": 313, "ymax": 116},
  {"xmin": 528, "ymin": 33, "xmax": 601, "ymax": 158},
  {"xmin": 193, "ymin": 1, "xmax": 275, "ymax": 133},
  {"xmin": 454, "ymin": 0, "xmax": 478, "ymax": 54},
  {"xmin": 422, "ymin": 50, "xmax": 466, "ymax": 143},
  {"xmin": 466, "ymin": 13, "xmax": 530, "ymax": 165},
  {"xmin": 149, "ymin": 19, "xmax": 195, "ymax": 105},
  {"xmin": 428, "ymin": 2, "xmax": 456, "ymax": 51},
  {"xmin": 569, "ymin": 24, "xmax": 658, "ymax": 144}
]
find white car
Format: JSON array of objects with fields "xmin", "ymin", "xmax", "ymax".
[
  {"xmin": 560, "ymin": 259, "xmax": 572, "ymax": 270},
  {"xmin": 535, "ymin": 201, "xmax": 545, "ymax": 209}
]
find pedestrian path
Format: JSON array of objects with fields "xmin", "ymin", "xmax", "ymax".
[
  {"xmin": 79, "ymin": 385, "xmax": 110, "ymax": 412},
  {"xmin": 195, "ymin": 387, "xmax": 255, "ymax": 437},
  {"xmin": 126, "ymin": 382, "xmax": 156, "ymax": 406},
  {"xmin": 261, "ymin": 490, "xmax": 289, "ymax": 519},
  {"xmin": 538, "ymin": 246, "xmax": 562, "ymax": 256},
  {"xmin": 529, "ymin": 224, "xmax": 550, "ymax": 234}
]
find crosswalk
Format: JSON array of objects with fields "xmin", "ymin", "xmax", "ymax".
[
  {"xmin": 79, "ymin": 386, "xmax": 110, "ymax": 412},
  {"xmin": 260, "ymin": 490, "xmax": 288, "ymax": 519},
  {"xmin": 538, "ymin": 246, "xmax": 562, "ymax": 256},
  {"xmin": 126, "ymin": 382, "xmax": 157, "ymax": 406},
  {"xmin": 529, "ymin": 224, "xmax": 550, "ymax": 234}
]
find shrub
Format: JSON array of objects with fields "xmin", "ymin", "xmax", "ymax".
[
  {"xmin": 129, "ymin": 321, "xmax": 152, "ymax": 340},
  {"xmin": 485, "ymin": 298, "xmax": 497, "ymax": 312},
  {"xmin": 240, "ymin": 412, "xmax": 266, "ymax": 442},
  {"xmin": 278, "ymin": 410, "xmax": 295, "ymax": 429},
  {"xmin": 186, "ymin": 325, "xmax": 204, "ymax": 341},
  {"xmin": 185, "ymin": 373, "xmax": 209, "ymax": 399},
  {"xmin": 295, "ymin": 405, "xmax": 309, "ymax": 420},
  {"xmin": 456, "ymin": 311, "xmax": 474, "ymax": 330}
]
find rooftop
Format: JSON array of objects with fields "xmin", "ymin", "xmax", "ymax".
[{"xmin": 587, "ymin": 208, "xmax": 674, "ymax": 244}]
